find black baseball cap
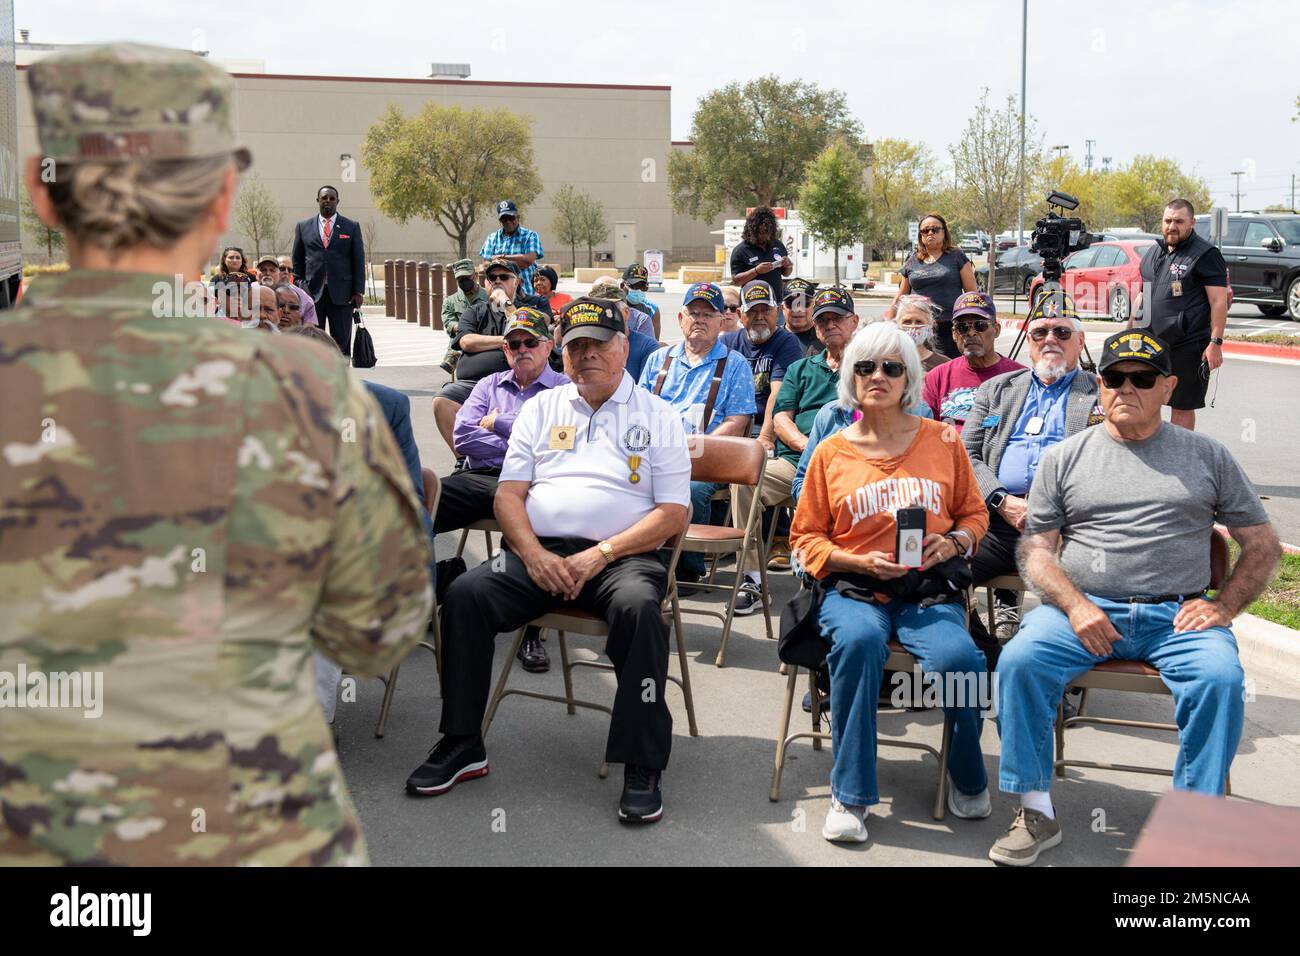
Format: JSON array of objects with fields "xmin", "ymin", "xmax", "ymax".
[
  {"xmin": 1098, "ymin": 330, "xmax": 1173, "ymax": 376},
  {"xmin": 784, "ymin": 277, "xmax": 817, "ymax": 302},
  {"xmin": 559, "ymin": 296, "xmax": 626, "ymax": 346},
  {"xmin": 811, "ymin": 286, "xmax": 854, "ymax": 320},
  {"xmin": 622, "ymin": 263, "xmax": 649, "ymax": 287}
]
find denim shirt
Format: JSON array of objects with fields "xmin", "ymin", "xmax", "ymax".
[{"xmin": 997, "ymin": 368, "xmax": 1077, "ymax": 495}]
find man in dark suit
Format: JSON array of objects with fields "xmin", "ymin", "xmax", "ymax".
[
  {"xmin": 961, "ymin": 292, "xmax": 1102, "ymax": 664},
  {"xmin": 292, "ymin": 185, "xmax": 366, "ymax": 356}
]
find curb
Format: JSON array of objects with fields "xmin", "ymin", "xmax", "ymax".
[
  {"xmin": 1235, "ymin": 612, "xmax": 1300, "ymax": 683},
  {"xmin": 1221, "ymin": 340, "xmax": 1300, "ymax": 362}
]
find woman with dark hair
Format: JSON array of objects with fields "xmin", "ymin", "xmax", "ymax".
[
  {"xmin": 730, "ymin": 205, "xmax": 792, "ymax": 305},
  {"xmin": 217, "ymin": 245, "xmax": 254, "ymax": 278},
  {"xmin": 533, "ymin": 265, "xmax": 572, "ymax": 316},
  {"xmin": 884, "ymin": 213, "xmax": 976, "ymax": 359}
]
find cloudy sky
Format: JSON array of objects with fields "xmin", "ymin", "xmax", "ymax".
[{"xmin": 18, "ymin": 0, "xmax": 1300, "ymax": 212}]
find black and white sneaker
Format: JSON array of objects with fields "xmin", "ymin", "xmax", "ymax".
[
  {"xmin": 732, "ymin": 581, "xmax": 763, "ymax": 616},
  {"xmin": 618, "ymin": 764, "xmax": 663, "ymax": 824},
  {"xmin": 405, "ymin": 735, "xmax": 489, "ymax": 796}
]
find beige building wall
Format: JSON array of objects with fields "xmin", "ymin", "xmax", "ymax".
[{"xmin": 17, "ymin": 68, "xmax": 720, "ymax": 269}]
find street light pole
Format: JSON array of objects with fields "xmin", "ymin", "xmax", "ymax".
[
  {"xmin": 1017, "ymin": 0, "xmax": 1027, "ymax": 248},
  {"xmin": 1231, "ymin": 170, "xmax": 1245, "ymax": 212}
]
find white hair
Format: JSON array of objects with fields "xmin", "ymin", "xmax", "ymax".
[{"xmin": 837, "ymin": 321, "xmax": 924, "ymax": 412}]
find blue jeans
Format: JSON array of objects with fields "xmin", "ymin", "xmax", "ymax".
[
  {"xmin": 680, "ymin": 480, "xmax": 722, "ymax": 577},
  {"xmin": 996, "ymin": 595, "xmax": 1244, "ymax": 795},
  {"xmin": 820, "ymin": 589, "xmax": 988, "ymax": 807}
]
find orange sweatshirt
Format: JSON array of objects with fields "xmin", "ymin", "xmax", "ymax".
[{"xmin": 791, "ymin": 417, "xmax": 989, "ymax": 580}]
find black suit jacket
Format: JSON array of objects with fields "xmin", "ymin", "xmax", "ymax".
[{"xmin": 292, "ymin": 214, "xmax": 366, "ymax": 306}]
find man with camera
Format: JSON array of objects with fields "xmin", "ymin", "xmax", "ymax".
[
  {"xmin": 1130, "ymin": 198, "xmax": 1230, "ymax": 431},
  {"xmin": 960, "ymin": 292, "xmax": 1101, "ymax": 660},
  {"xmin": 990, "ymin": 330, "xmax": 1280, "ymax": 866}
]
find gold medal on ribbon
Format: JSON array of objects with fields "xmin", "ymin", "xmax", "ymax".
[{"xmin": 628, "ymin": 454, "xmax": 642, "ymax": 484}]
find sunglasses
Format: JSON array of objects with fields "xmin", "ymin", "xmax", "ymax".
[
  {"xmin": 506, "ymin": 336, "xmax": 541, "ymax": 351},
  {"xmin": 920, "ymin": 226, "xmax": 944, "ymax": 235},
  {"xmin": 1029, "ymin": 325, "xmax": 1074, "ymax": 342},
  {"xmin": 1100, "ymin": 369, "xmax": 1161, "ymax": 390},
  {"xmin": 486, "ymin": 272, "xmax": 513, "ymax": 282},
  {"xmin": 854, "ymin": 359, "xmax": 907, "ymax": 379},
  {"xmin": 953, "ymin": 319, "xmax": 992, "ymax": 335},
  {"xmin": 725, "ymin": 304, "xmax": 740, "ymax": 312},
  {"xmin": 279, "ymin": 302, "xmax": 301, "ymax": 311}
]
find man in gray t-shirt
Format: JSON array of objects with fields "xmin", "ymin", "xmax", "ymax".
[{"xmin": 988, "ymin": 330, "xmax": 1281, "ymax": 868}]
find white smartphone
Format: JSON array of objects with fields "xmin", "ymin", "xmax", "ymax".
[{"xmin": 895, "ymin": 507, "xmax": 927, "ymax": 569}]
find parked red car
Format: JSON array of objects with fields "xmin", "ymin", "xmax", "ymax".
[{"xmin": 1027, "ymin": 239, "xmax": 1155, "ymax": 321}]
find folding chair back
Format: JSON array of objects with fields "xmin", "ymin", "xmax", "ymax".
[{"xmin": 688, "ymin": 434, "xmax": 766, "ymax": 486}]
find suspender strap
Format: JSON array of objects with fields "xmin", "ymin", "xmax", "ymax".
[
  {"xmin": 652, "ymin": 350, "xmax": 674, "ymax": 395},
  {"xmin": 698, "ymin": 362, "xmax": 726, "ymax": 434}
]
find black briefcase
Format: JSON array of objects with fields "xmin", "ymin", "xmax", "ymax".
[{"xmin": 351, "ymin": 311, "xmax": 377, "ymax": 369}]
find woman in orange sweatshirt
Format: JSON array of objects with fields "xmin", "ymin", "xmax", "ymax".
[{"xmin": 791, "ymin": 321, "xmax": 990, "ymax": 845}]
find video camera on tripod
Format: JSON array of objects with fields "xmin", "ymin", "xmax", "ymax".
[{"xmin": 1009, "ymin": 190, "xmax": 1104, "ymax": 368}]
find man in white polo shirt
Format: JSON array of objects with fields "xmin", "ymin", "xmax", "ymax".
[{"xmin": 406, "ymin": 296, "xmax": 692, "ymax": 825}]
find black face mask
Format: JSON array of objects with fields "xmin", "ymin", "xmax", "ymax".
[{"xmin": 458, "ymin": 277, "xmax": 476, "ymax": 295}]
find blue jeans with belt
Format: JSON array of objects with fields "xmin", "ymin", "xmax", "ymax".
[
  {"xmin": 996, "ymin": 594, "xmax": 1244, "ymax": 795},
  {"xmin": 820, "ymin": 589, "xmax": 988, "ymax": 807}
]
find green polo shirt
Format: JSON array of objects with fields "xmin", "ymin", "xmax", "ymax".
[{"xmin": 774, "ymin": 350, "xmax": 841, "ymax": 465}]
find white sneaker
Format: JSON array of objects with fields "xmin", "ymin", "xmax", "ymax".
[
  {"xmin": 947, "ymin": 775, "xmax": 992, "ymax": 819},
  {"xmin": 822, "ymin": 797, "xmax": 869, "ymax": 843}
]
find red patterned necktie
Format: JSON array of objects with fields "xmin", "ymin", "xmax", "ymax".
[{"xmin": 322, "ymin": 218, "xmax": 332, "ymax": 248}]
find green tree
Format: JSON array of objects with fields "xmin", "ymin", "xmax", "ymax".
[
  {"xmin": 363, "ymin": 103, "xmax": 542, "ymax": 258},
  {"xmin": 867, "ymin": 138, "xmax": 941, "ymax": 263},
  {"xmin": 797, "ymin": 139, "xmax": 872, "ymax": 284},
  {"xmin": 233, "ymin": 173, "xmax": 282, "ymax": 260},
  {"xmin": 551, "ymin": 184, "xmax": 584, "ymax": 270},
  {"xmin": 1111, "ymin": 155, "xmax": 1211, "ymax": 232},
  {"xmin": 950, "ymin": 89, "xmax": 1044, "ymax": 294},
  {"xmin": 576, "ymin": 193, "xmax": 608, "ymax": 268},
  {"xmin": 668, "ymin": 76, "xmax": 862, "ymax": 220},
  {"xmin": 21, "ymin": 189, "xmax": 64, "ymax": 259}
]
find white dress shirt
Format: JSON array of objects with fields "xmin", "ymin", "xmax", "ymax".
[
  {"xmin": 319, "ymin": 213, "xmax": 337, "ymax": 245},
  {"xmin": 500, "ymin": 371, "xmax": 692, "ymax": 541}
]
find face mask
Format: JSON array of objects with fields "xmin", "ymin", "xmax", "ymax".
[
  {"xmin": 626, "ymin": 290, "xmax": 647, "ymax": 306},
  {"xmin": 904, "ymin": 326, "xmax": 931, "ymax": 346}
]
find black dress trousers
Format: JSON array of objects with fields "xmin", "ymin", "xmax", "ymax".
[
  {"xmin": 317, "ymin": 298, "xmax": 354, "ymax": 356},
  {"xmin": 439, "ymin": 537, "xmax": 673, "ymax": 769}
]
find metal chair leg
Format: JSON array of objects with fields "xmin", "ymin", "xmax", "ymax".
[
  {"xmin": 670, "ymin": 595, "xmax": 699, "ymax": 737},
  {"xmin": 932, "ymin": 714, "xmax": 953, "ymax": 821},
  {"xmin": 810, "ymin": 668, "xmax": 826, "ymax": 751},
  {"xmin": 1054, "ymin": 697, "xmax": 1066, "ymax": 778},
  {"xmin": 713, "ymin": 544, "xmax": 748, "ymax": 668},
  {"xmin": 756, "ymin": 547, "xmax": 775, "ymax": 642},
  {"xmin": 770, "ymin": 665, "xmax": 801, "ymax": 801},
  {"xmin": 455, "ymin": 527, "xmax": 470, "ymax": 558},
  {"xmin": 481, "ymin": 626, "xmax": 528, "ymax": 739},
  {"xmin": 557, "ymin": 631, "xmax": 576, "ymax": 715},
  {"xmin": 375, "ymin": 663, "xmax": 400, "ymax": 738}
]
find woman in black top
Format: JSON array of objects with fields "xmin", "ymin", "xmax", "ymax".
[
  {"xmin": 730, "ymin": 206, "xmax": 793, "ymax": 304},
  {"xmin": 884, "ymin": 213, "xmax": 976, "ymax": 358}
]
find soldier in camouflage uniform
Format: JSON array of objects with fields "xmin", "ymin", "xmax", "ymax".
[{"xmin": 0, "ymin": 44, "xmax": 433, "ymax": 865}]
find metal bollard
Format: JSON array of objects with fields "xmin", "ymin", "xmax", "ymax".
[
  {"xmin": 404, "ymin": 260, "xmax": 417, "ymax": 324},
  {"xmin": 430, "ymin": 263, "xmax": 445, "ymax": 330},
  {"xmin": 383, "ymin": 260, "xmax": 395, "ymax": 317},
  {"xmin": 393, "ymin": 259, "xmax": 407, "ymax": 321},
  {"xmin": 416, "ymin": 261, "xmax": 430, "ymax": 327}
]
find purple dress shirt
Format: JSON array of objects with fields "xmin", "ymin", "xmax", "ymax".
[
  {"xmin": 292, "ymin": 283, "xmax": 319, "ymax": 327},
  {"xmin": 453, "ymin": 363, "xmax": 569, "ymax": 469}
]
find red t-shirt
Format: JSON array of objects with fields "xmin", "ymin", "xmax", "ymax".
[{"xmin": 922, "ymin": 355, "xmax": 1023, "ymax": 432}]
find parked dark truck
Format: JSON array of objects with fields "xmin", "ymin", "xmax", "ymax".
[{"xmin": 0, "ymin": 2, "xmax": 20, "ymax": 307}]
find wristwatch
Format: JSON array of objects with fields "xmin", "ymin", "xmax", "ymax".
[
  {"xmin": 1210, "ymin": 337, "xmax": 1224, "ymax": 346},
  {"xmin": 597, "ymin": 541, "xmax": 615, "ymax": 563},
  {"xmin": 987, "ymin": 489, "xmax": 1008, "ymax": 511}
]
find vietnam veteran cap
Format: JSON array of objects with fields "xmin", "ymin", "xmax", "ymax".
[
  {"xmin": 503, "ymin": 306, "xmax": 552, "ymax": 340},
  {"xmin": 682, "ymin": 282, "xmax": 725, "ymax": 313},
  {"xmin": 28, "ymin": 42, "xmax": 251, "ymax": 169},
  {"xmin": 559, "ymin": 297, "xmax": 625, "ymax": 346},
  {"xmin": 783, "ymin": 276, "xmax": 817, "ymax": 303},
  {"xmin": 740, "ymin": 279, "xmax": 776, "ymax": 312},
  {"xmin": 811, "ymin": 286, "xmax": 854, "ymax": 320},
  {"xmin": 1098, "ymin": 330, "xmax": 1173, "ymax": 376}
]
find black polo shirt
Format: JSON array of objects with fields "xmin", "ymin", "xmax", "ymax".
[{"xmin": 1138, "ymin": 231, "xmax": 1227, "ymax": 346}]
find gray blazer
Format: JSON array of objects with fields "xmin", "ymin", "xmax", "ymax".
[{"xmin": 962, "ymin": 367, "xmax": 1102, "ymax": 501}]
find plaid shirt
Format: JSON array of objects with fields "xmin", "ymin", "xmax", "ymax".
[{"xmin": 479, "ymin": 226, "xmax": 544, "ymax": 296}]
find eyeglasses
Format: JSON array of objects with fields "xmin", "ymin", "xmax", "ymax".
[
  {"xmin": 506, "ymin": 336, "xmax": 541, "ymax": 351},
  {"xmin": 1029, "ymin": 325, "xmax": 1074, "ymax": 342},
  {"xmin": 953, "ymin": 319, "xmax": 992, "ymax": 335},
  {"xmin": 920, "ymin": 226, "xmax": 944, "ymax": 235},
  {"xmin": 1100, "ymin": 369, "xmax": 1161, "ymax": 390},
  {"xmin": 279, "ymin": 302, "xmax": 301, "ymax": 311},
  {"xmin": 486, "ymin": 272, "xmax": 513, "ymax": 283},
  {"xmin": 854, "ymin": 359, "xmax": 907, "ymax": 379},
  {"xmin": 724, "ymin": 304, "xmax": 740, "ymax": 312}
]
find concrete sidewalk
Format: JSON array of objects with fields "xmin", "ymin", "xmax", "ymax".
[{"xmin": 336, "ymin": 364, "xmax": 1300, "ymax": 867}]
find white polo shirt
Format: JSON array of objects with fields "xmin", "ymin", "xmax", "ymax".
[{"xmin": 500, "ymin": 371, "xmax": 692, "ymax": 541}]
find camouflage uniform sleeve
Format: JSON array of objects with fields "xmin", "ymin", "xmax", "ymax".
[{"xmin": 311, "ymin": 372, "xmax": 433, "ymax": 676}]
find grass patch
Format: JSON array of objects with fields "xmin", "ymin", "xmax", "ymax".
[
  {"xmin": 1224, "ymin": 541, "xmax": 1300, "ymax": 629},
  {"xmin": 1226, "ymin": 332, "xmax": 1300, "ymax": 348}
]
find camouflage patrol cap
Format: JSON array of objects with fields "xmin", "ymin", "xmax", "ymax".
[{"xmin": 27, "ymin": 42, "xmax": 251, "ymax": 169}]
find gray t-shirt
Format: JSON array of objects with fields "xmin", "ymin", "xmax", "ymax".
[
  {"xmin": 900, "ymin": 249, "xmax": 970, "ymax": 321},
  {"xmin": 1025, "ymin": 423, "xmax": 1268, "ymax": 599}
]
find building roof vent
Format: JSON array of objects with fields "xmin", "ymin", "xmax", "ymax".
[{"xmin": 429, "ymin": 63, "xmax": 471, "ymax": 79}]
